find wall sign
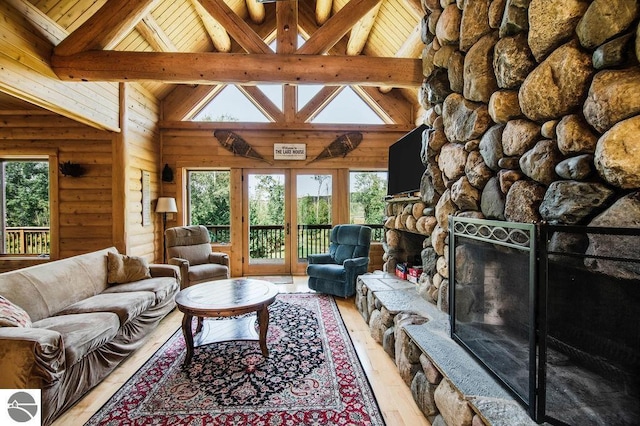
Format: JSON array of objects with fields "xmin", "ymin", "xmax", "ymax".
[{"xmin": 274, "ymin": 143, "xmax": 306, "ymax": 160}]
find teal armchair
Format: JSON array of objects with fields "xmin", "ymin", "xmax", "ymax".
[{"xmin": 306, "ymin": 225, "xmax": 372, "ymax": 298}]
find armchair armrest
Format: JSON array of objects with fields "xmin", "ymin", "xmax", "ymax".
[
  {"xmin": 208, "ymin": 252, "xmax": 229, "ymax": 266},
  {"xmin": 168, "ymin": 257, "xmax": 189, "ymax": 289},
  {"xmin": 308, "ymin": 253, "xmax": 334, "ymax": 264},
  {"xmin": 0, "ymin": 327, "xmax": 65, "ymax": 388},
  {"xmin": 343, "ymin": 256, "xmax": 370, "ymax": 269}
]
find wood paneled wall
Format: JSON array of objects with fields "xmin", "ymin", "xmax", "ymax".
[
  {"xmin": 0, "ymin": 111, "xmax": 113, "ymax": 267},
  {"xmin": 0, "ymin": 82, "xmax": 161, "ymax": 271},
  {"xmin": 0, "ymin": 2, "xmax": 120, "ymax": 132},
  {"xmin": 119, "ymin": 84, "xmax": 162, "ymax": 262},
  {"xmin": 160, "ymin": 122, "xmax": 410, "ymax": 274}
]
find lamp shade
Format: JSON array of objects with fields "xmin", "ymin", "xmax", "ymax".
[{"xmin": 156, "ymin": 197, "xmax": 177, "ymax": 213}]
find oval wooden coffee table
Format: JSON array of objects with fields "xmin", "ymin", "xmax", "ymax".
[{"xmin": 175, "ymin": 278, "xmax": 278, "ymax": 366}]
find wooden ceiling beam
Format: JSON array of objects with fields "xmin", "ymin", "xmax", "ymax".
[
  {"xmin": 54, "ymin": 0, "xmax": 160, "ymax": 56},
  {"xmin": 276, "ymin": 1, "xmax": 298, "ymax": 120},
  {"xmin": 136, "ymin": 15, "xmax": 177, "ymax": 52},
  {"xmin": 315, "ymin": 0, "xmax": 333, "ymax": 25},
  {"xmin": 197, "ymin": 0, "xmax": 271, "ymax": 54},
  {"xmin": 346, "ymin": 2, "xmax": 383, "ymax": 55},
  {"xmin": 162, "ymin": 85, "xmax": 223, "ymax": 121},
  {"xmin": 51, "ymin": 51, "xmax": 422, "ymax": 88},
  {"xmin": 297, "ymin": 0, "xmax": 382, "ymax": 55},
  {"xmin": 296, "ymin": 86, "xmax": 342, "ymax": 123},
  {"xmin": 246, "ymin": 0, "xmax": 266, "ymax": 24},
  {"xmin": 5, "ymin": 0, "xmax": 66, "ymax": 45},
  {"xmin": 239, "ymin": 86, "xmax": 284, "ymax": 122},
  {"xmin": 189, "ymin": 0, "xmax": 231, "ymax": 52},
  {"xmin": 358, "ymin": 86, "xmax": 413, "ymax": 124},
  {"xmin": 379, "ymin": 23, "xmax": 424, "ymax": 93}
]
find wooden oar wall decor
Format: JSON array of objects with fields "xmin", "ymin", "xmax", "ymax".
[
  {"xmin": 307, "ymin": 132, "xmax": 363, "ymax": 164},
  {"xmin": 214, "ymin": 130, "xmax": 272, "ymax": 165}
]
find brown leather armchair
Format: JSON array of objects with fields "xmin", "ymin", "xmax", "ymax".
[{"xmin": 165, "ymin": 225, "xmax": 230, "ymax": 289}]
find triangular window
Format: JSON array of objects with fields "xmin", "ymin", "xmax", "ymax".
[
  {"xmin": 192, "ymin": 86, "xmax": 271, "ymax": 122},
  {"xmin": 310, "ymin": 87, "xmax": 384, "ymax": 124},
  {"xmin": 190, "ymin": 31, "xmax": 386, "ymax": 124}
]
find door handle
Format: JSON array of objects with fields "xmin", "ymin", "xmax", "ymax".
[{"xmin": 286, "ymin": 223, "xmax": 290, "ymax": 235}]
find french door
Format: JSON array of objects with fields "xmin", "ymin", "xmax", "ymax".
[{"xmin": 242, "ymin": 169, "xmax": 336, "ymax": 276}]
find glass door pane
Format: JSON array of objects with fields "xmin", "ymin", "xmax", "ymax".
[
  {"xmin": 244, "ymin": 171, "xmax": 290, "ymax": 275},
  {"xmin": 293, "ymin": 173, "xmax": 333, "ymax": 273}
]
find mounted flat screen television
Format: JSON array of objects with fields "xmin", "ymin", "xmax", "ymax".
[{"xmin": 387, "ymin": 124, "xmax": 428, "ymax": 196}]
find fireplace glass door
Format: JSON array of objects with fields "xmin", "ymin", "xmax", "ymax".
[{"xmin": 450, "ymin": 217, "xmax": 538, "ymax": 416}]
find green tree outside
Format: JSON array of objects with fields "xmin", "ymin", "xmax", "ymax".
[
  {"xmin": 5, "ymin": 161, "xmax": 49, "ymax": 227},
  {"xmin": 188, "ymin": 171, "xmax": 230, "ymax": 242}
]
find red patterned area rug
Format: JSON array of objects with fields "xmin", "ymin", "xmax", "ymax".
[{"xmin": 85, "ymin": 293, "xmax": 385, "ymax": 425}]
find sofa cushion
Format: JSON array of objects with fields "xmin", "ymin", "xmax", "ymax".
[
  {"xmin": 56, "ymin": 292, "xmax": 155, "ymax": 326},
  {"xmin": 33, "ymin": 312, "xmax": 119, "ymax": 366},
  {"xmin": 107, "ymin": 252, "xmax": 151, "ymax": 285},
  {"xmin": 0, "ymin": 295, "xmax": 31, "ymax": 327},
  {"xmin": 101, "ymin": 277, "xmax": 178, "ymax": 305}
]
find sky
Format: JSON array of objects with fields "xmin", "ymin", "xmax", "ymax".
[{"xmin": 193, "ymin": 84, "xmax": 385, "ymax": 124}]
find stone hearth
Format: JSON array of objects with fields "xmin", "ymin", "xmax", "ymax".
[{"xmin": 356, "ymin": 271, "xmax": 537, "ymax": 426}]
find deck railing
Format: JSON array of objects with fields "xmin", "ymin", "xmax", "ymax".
[
  {"xmin": 204, "ymin": 223, "xmax": 383, "ymax": 260},
  {"xmin": 2, "ymin": 224, "xmax": 381, "ymax": 258},
  {"xmin": 4, "ymin": 227, "xmax": 50, "ymax": 255}
]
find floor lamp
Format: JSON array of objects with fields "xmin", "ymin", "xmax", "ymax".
[{"xmin": 156, "ymin": 197, "xmax": 177, "ymax": 262}]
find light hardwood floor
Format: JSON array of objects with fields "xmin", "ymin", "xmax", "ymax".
[{"xmin": 52, "ymin": 277, "xmax": 430, "ymax": 426}]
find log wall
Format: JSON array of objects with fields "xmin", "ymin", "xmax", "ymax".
[
  {"xmin": 0, "ymin": 83, "xmax": 162, "ymax": 271},
  {"xmin": 160, "ymin": 122, "xmax": 409, "ymax": 275},
  {"xmin": 0, "ymin": 111, "xmax": 113, "ymax": 270}
]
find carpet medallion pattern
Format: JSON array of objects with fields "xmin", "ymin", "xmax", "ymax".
[{"xmin": 86, "ymin": 293, "xmax": 385, "ymax": 425}]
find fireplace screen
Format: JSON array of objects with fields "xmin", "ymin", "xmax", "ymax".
[{"xmin": 450, "ymin": 217, "xmax": 639, "ymax": 425}]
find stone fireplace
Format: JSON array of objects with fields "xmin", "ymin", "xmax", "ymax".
[
  {"xmin": 379, "ymin": 1, "xmax": 640, "ymax": 425},
  {"xmin": 450, "ymin": 217, "xmax": 639, "ymax": 424}
]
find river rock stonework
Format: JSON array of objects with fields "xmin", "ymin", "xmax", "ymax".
[
  {"xmin": 379, "ymin": 3, "xmax": 640, "ymax": 426},
  {"xmin": 384, "ymin": 0, "xmax": 640, "ymax": 317}
]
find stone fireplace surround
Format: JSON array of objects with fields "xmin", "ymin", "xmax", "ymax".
[{"xmin": 376, "ymin": 0, "xmax": 639, "ymax": 425}]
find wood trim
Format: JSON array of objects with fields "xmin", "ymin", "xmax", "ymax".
[
  {"xmin": 113, "ymin": 83, "xmax": 128, "ymax": 254},
  {"xmin": 159, "ymin": 120, "xmax": 413, "ymax": 132}
]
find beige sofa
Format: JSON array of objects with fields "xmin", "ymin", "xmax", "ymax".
[{"xmin": 0, "ymin": 247, "xmax": 180, "ymax": 425}]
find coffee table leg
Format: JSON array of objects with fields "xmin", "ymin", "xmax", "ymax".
[
  {"xmin": 257, "ymin": 307, "xmax": 270, "ymax": 356},
  {"xmin": 181, "ymin": 314, "xmax": 194, "ymax": 366}
]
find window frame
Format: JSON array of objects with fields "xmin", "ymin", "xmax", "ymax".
[{"xmin": 0, "ymin": 150, "xmax": 59, "ymax": 259}]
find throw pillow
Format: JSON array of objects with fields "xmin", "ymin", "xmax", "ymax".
[
  {"xmin": 107, "ymin": 252, "xmax": 151, "ymax": 285},
  {"xmin": 0, "ymin": 295, "xmax": 32, "ymax": 327}
]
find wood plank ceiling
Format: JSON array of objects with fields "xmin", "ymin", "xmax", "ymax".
[{"xmin": 8, "ymin": 0, "xmax": 424, "ymax": 124}]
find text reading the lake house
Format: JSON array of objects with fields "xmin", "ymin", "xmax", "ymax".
[{"xmin": 274, "ymin": 144, "xmax": 306, "ymax": 160}]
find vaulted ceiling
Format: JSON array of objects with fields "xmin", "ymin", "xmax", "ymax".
[{"xmin": 4, "ymin": 0, "xmax": 424, "ymax": 124}]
